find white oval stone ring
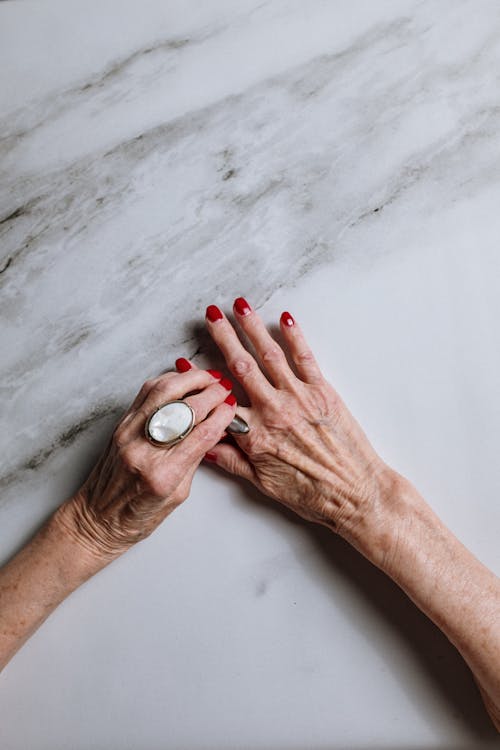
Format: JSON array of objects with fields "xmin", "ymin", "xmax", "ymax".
[{"xmin": 145, "ymin": 400, "xmax": 196, "ymax": 448}]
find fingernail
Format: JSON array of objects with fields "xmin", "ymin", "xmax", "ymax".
[
  {"xmin": 205, "ymin": 451, "xmax": 217, "ymax": 463},
  {"xmin": 207, "ymin": 369, "xmax": 222, "ymax": 380},
  {"xmin": 176, "ymin": 357, "xmax": 192, "ymax": 372},
  {"xmin": 225, "ymin": 394, "xmax": 237, "ymax": 406},
  {"xmin": 281, "ymin": 311, "xmax": 295, "ymax": 327},
  {"xmin": 220, "ymin": 377, "xmax": 233, "ymax": 391},
  {"xmin": 206, "ymin": 304, "xmax": 223, "ymax": 322},
  {"xmin": 234, "ymin": 297, "xmax": 252, "ymax": 317}
]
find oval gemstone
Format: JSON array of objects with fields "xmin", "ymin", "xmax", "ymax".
[{"xmin": 147, "ymin": 401, "xmax": 194, "ymax": 444}]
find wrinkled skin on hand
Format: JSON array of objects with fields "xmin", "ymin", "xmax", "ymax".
[
  {"xmin": 200, "ymin": 302, "xmax": 500, "ymax": 736},
  {"xmin": 57, "ymin": 369, "xmax": 236, "ymax": 560},
  {"xmin": 194, "ymin": 301, "xmax": 397, "ymax": 561}
]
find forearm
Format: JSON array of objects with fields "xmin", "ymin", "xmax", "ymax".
[
  {"xmin": 353, "ymin": 472, "xmax": 500, "ymax": 729},
  {"xmin": 0, "ymin": 503, "xmax": 107, "ymax": 671}
]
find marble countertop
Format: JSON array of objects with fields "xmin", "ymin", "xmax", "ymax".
[{"xmin": 1, "ymin": 1, "xmax": 500, "ymax": 747}]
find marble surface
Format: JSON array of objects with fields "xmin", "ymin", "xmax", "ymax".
[{"xmin": 1, "ymin": 1, "xmax": 500, "ymax": 747}]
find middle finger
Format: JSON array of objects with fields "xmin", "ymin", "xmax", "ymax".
[
  {"xmin": 183, "ymin": 379, "xmax": 233, "ymax": 424},
  {"xmin": 206, "ymin": 304, "xmax": 275, "ymax": 403},
  {"xmin": 232, "ymin": 297, "xmax": 295, "ymax": 389}
]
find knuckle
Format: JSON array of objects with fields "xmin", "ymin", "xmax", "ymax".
[
  {"xmin": 244, "ymin": 432, "xmax": 269, "ymax": 458},
  {"xmin": 261, "ymin": 345, "xmax": 283, "ymax": 365},
  {"xmin": 228, "ymin": 357, "xmax": 254, "ymax": 379},
  {"xmin": 113, "ymin": 425, "xmax": 128, "ymax": 450},
  {"xmin": 195, "ymin": 423, "xmax": 218, "ymax": 443},
  {"xmin": 142, "ymin": 472, "xmax": 167, "ymax": 498},
  {"xmin": 151, "ymin": 380, "xmax": 167, "ymax": 396},
  {"xmin": 149, "ymin": 373, "xmax": 175, "ymax": 396},
  {"xmin": 295, "ymin": 348, "xmax": 315, "ymax": 366},
  {"xmin": 227, "ymin": 454, "xmax": 242, "ymax": 474},
  {"xmin": 142, "ymin": 378, "xmax": 157, "ymax": 393},
  {"xmin": 119, "ymin": 445, "xmax": 143, "ymax": 473}
]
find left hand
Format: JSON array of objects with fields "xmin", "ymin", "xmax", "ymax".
[{"xmin": 56, "ymin": 367, "xmax": 237, "ymax": 562}]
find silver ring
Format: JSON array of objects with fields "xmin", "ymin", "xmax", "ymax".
[
  {"xmin": 145, "ymin": 400, "xmax": 195, "ymax": 448},
  {"xmin": 227, "ymin": 415, "xmax": 250, "ymax": 435}
]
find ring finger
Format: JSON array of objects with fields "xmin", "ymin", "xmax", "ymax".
[
  {"xmin": 232, "ymin": 297, "xmax": 295, "ymax": 389},
  {"xmin": 175, "ymin": 357, "xmax": 253, "ymax": 426}
]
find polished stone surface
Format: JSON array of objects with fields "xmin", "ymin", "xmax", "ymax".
[{"xmin": 1, "ymin": 1, "xmax": 500, "ymax": 748}]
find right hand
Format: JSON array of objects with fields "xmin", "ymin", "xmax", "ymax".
[
  {"xmin": 191, "ymin": 300, "xmax": 402, "ymax": 567},
  {"xmin": 202, "ymin": 301, "xmax": 500, "ymax": 734}
]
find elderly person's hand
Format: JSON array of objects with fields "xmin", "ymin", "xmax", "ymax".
[
  {"xmin": 56, "ymin": 367, "xmax": 237, "ymax": 561},
  {"xmin": 184, "ymin": 301, "xmax": 397, "ymax": 568},
  {"xmin": 0, "ymin": 367, "xmax": 236, "ymax": 670},
  {"xmin": 1, "ymin": 300, "xmax": 499, "ymax": 735},
  {"xmin": 176, "ymin": 298, "xmax": 500, "ymax": 732}
]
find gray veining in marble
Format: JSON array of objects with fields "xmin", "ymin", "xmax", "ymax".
[{"xmin": 1, "ymin": 1, "xmax": 500, "ymax": 748}]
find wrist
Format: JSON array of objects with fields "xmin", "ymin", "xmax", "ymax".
[
  {"xmin": 338, "ymin": 468, "xmax": 500, "ymax": 731},
  {"xmin": 341, "ymin": 465, "xmax": 431, "ymax": 574},
  {"xmin": 50, "ymin": 496, "xmax": 121, "ymax": 579},
  {"xmin": 0, "ymin": 502, "xmax": 109, "ymax": 671}
]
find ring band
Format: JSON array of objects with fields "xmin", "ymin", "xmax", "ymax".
[
  {"xmin": 227, "ymin": 415, "xmax": 250, "ymax": 435},
  {"xmin": 145, "ymin": 400, "xmax": 195, "ymax": 447}
]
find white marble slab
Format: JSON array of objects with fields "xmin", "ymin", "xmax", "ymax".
[{"xmin": 1, "ymin": 1, "xmax": 500, "ymax": 747}]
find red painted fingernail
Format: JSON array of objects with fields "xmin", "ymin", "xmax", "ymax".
[
  {"xmin": 175, "ymin": 357, "xmax": 192, "ymax": 372},
  {"xmin": 207, "ymin": 369, "xmax": 222, "ymax": 380},
  {"xmin": 281, "ymin": 311, "xmax": 295, "ymax": 327},
  {"xmin": 206, "ymin": 304, "xmax": 223, "ymax": 322},
  {"xmin": 205, "ymin": 451, "xmax": 217, "ymax": 463},
  {"xmin": 225, "ymin": 394, "xmax": 237, "ymax": 406},
  {"xmin": 220, "ymin": 377, "xmax": 233, "ymax": 391},
  {"xmin": 234, "ymin": 297, "xmax": 252, "ymax": 316}
]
